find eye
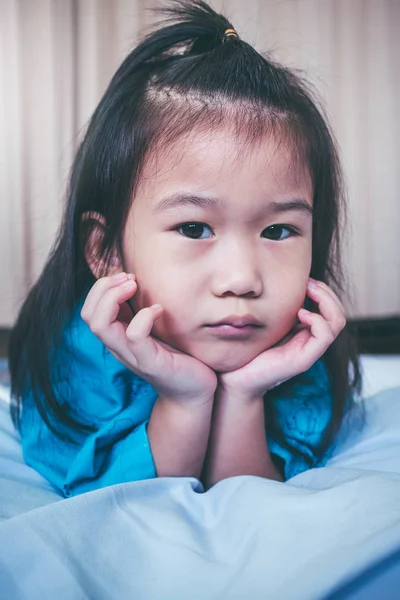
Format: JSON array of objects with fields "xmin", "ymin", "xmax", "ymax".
[
  {"xmin": 262, "ymin": 225, "xmax": 297, "ymax": 241},
  {"xmin": 176, "ymin": 222, "xmax": 213, "ymax": 240}
]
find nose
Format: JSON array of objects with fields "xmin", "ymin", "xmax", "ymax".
[{"xmin": 211, "ymin": 237, "xmax": 263, "ymax": 298}]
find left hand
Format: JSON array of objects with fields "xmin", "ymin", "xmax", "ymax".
[{"xmin": 217, "ymin": 278, "xmax": 346, "ymax": 400}]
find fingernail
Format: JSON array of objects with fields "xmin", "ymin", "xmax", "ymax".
[
  {"xmin": 307, "ymin": 279, "xmax": 317, "ymax": 289},
  {"xmin": 112, "ymin": 272, "xmax": 127, "ymax": 280},
  {"xmin": 122, "ymin": 279, "xmax": 135, "ymax": 288},
  {"xmin": 126, "ymin": 273, "xmax": 135, "ymax": 280}
]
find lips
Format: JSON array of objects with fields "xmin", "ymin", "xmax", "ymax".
[{"xmin": 208, "ymin": 315, "xmax": 263, "ymax": 328}]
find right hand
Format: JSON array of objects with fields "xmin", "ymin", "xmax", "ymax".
[{"xmin": 80, "ymin": 272, "xmax": 218, "ymax": 405}]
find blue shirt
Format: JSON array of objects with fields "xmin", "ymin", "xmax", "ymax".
[{"xmin": 20, "ymin": 303, "xmax": 335, "ymax": 497}]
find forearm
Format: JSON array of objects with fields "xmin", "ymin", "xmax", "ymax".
[
  {"xmin": 148, "ymin": 395, "xmax": 214, "ymax": 479},
  {"xmin": 202, "ymin": 390, "xmax": 283, "ymax": 489}
]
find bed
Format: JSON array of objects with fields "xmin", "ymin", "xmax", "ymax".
[{"xmin": 0, "ymin": 353, "xmax": 399, "ymax": 599}]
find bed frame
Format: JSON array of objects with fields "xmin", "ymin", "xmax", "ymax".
[{"xmin": 348, "ymin": 316, "xmax": 400, "ymax": 354}]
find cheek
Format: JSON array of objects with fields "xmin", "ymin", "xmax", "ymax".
[
  {"xmin": 129, "ymin": 262, "xmax": 200, "ymax": 350},
  {"xmin": 268, "ymin": 270, "xmax": 309, "ymax": 336},
  {"xmin": 129, "ymin": 260, "xmax": 193, "ymax": 339}
]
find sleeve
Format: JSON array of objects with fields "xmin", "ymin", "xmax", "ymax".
[
  {"xmin": 20, "ymin": 378, "xmax": 158, "ymax": 497},
  {"xmin": 18, "ymin": 304, "xmax": 161, "ymax": 497},
  {"xmin": 265, "ymin": 359, "xmax": 337, "ymax": 481}
]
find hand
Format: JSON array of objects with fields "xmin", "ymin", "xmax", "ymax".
[
  {"xmin": 217, "ymin": 278, "xmax": 346, "ymax": 400},
  {"xmin": 81, "ymin": 273, "xmax": 217, "ymax": 404}
]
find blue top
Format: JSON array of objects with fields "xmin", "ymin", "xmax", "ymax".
[{"xmin": 20, "ymin": 303, "xmax": 336, "ymax": 497}]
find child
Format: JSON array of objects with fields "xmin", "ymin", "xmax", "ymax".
[{"xmin": 9, "ymin": 0, "xmax": 361, "ymax": 497}]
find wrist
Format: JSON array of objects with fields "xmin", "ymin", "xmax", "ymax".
[
  {"xmin": 157, "ymin": 392, "xmax": 215, "ymax": 410},
  {"xmin": 216, "ymin": 385, "xmax": 264, "ymax": 406},
  {"xmin": 150, "ymin": 394, "xmax": 214, "ymax": 479}
]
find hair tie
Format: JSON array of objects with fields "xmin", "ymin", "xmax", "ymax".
[{"xmin": 222, "ymin": 28, "xmax": 239, "ymax": 44}]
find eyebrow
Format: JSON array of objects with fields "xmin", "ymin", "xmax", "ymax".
[{"xmin": 153, "ymin": 192, "xmax": 313, "ymax": 216}]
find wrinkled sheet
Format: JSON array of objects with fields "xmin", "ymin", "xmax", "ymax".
[
  {"xmin": 0, "ymin": 464, "xmax": 400, "ymax": 599},
  {"xmin": 0, "ymin": 392, "xmax": 61, "ymax": 521},
  {"xmin": 0, "ymin": 364, "xmax": 400, "ymax": 599}
]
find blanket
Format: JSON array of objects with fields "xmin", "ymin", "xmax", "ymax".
[{"xmin": 0, "ymin": 356, "xmax": 400, "ymax": 599}]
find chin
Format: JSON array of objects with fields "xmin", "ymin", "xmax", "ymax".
[{"xmin": 200, "ymin": 352, "xmax": 259, "ymax": 373}]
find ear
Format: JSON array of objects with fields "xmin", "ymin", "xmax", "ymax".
[{"xmin": 81, "ymin": 211, "xmax": 123, "ymax": 279}]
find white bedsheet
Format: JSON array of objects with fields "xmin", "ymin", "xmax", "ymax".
[
  {"xmin": 0, "ymin": 466, "xmax": 399, "ymax": 600},
  {"xmin": 358, "ymin": 354, "xmax": 400, "ymax": 397},
  {"xmin": 0, "ymin": 356, "xmax": 399, "ymax": 599}
]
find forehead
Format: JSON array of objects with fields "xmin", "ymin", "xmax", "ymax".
[{"xmin": 137, "ymin": 126, "xmax": 312, "ymax": 202}]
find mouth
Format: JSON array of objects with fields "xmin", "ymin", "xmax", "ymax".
[
  {"xmin": 205, "ymin": 317, "xmax": 263, "ymax": 339},
  {"xmin": 205, "ymin": 324, "xmax": 260, "ymax": 339},
  {"xmin": 208, "ymin": 314, "xmax": 263, "ymax": 328}
]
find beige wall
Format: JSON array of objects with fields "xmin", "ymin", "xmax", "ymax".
[{"xmin": 1, "ymin": 0, "xmax": 399, "ymax": 326}]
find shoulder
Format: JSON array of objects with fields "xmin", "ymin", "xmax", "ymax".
[
  {"xmin": 266, "ymin": 359, "xmax": 336, "ymax": 479},
  {"xmin": 52, "ymin": 299, "xmax": 157, "ymax": 405},
  {"xmin": 53, "ymin": 299, "xmax": 124, "ymax": 380},
  {"xmin": 20, "ymin": 299, "xmax": 158, "ymax": 442},
  {"xmin": 266, "ymin": 359, "xmax": 333, "ymax": 445}
]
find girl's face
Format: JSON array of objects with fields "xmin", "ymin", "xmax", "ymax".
[{"xmin": 122, "ymin": 128, "xmax": 313, "ymax": 372}]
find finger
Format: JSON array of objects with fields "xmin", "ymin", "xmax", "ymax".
[
  {"xmin": 81, "ymin": 273, "xmax": 134, "ymax": 322},
  {"xmin": 284, "ymin": 312, "xmax": 330, "ymax": 373},
  {"xmin": 126, "ymin": 304, "xmax": 163, "ymax": 343},
  {"xmin": 93, "ymin": 303, "xmax": 163, "ymax": 375},
  {"xmin": 307, "ymin": 279, "xmax": 344, "ymax": 311},
  {"xmin": 115, "ymin": 304, "xmax": 166, "ymax": 374},
  {"xmin": 272, "ymin": 322, "xmax": 308, "ymax": 348},
  {"xmin": 307, "ymin": 279, "xmax": 345, "ymax": 313},
  {"xmin": 88, "ymin": 278, "xmax": 137, "ymax": 337},
  {"xmin": 298, "ymin": 309, "xmax": 341, "ymax": 352},
  {"xmin": 306, "ymin": 283, "xmax": 346, "ymax": 334}
]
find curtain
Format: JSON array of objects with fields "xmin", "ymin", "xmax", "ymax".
[{"xmin": 1, "ymin": 0, "xmax": 399, "ymax": 326}]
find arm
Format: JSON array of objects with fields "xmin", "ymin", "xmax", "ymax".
[
  {"xmin": 148, "ymin": 395, "xmax": 214, "ymax": 478},
  {"xmin": 21, "ymin": 387, "xmax": 214, "ymax": 497},
  {"xmin": 201, "ymin": 388, "xmax": 283, "ymax": 490},
  {"xmin": 76, "ymin": 274, "xmax": 218, "ymax": 488},
  {"xmin": 202, "ymin": 279, "xmax": 347, "ymax": 488}
]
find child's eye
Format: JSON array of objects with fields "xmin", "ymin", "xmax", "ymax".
[
  {"xmin": 176, "ymin": 222, "xmax": 213, "ymax": 239},
  {"xmin": 262, "ymin": 225, "xmax": 297, "ymax": 241}
]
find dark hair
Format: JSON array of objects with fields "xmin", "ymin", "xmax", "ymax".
[{"xmin": 9, "ymin": 0, "xmax": 361, "ymax": 454}]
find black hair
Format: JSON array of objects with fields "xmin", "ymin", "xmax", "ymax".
[{"xmin": 9, "ymin": 0, "xmax": 361, "ymax": 457}]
